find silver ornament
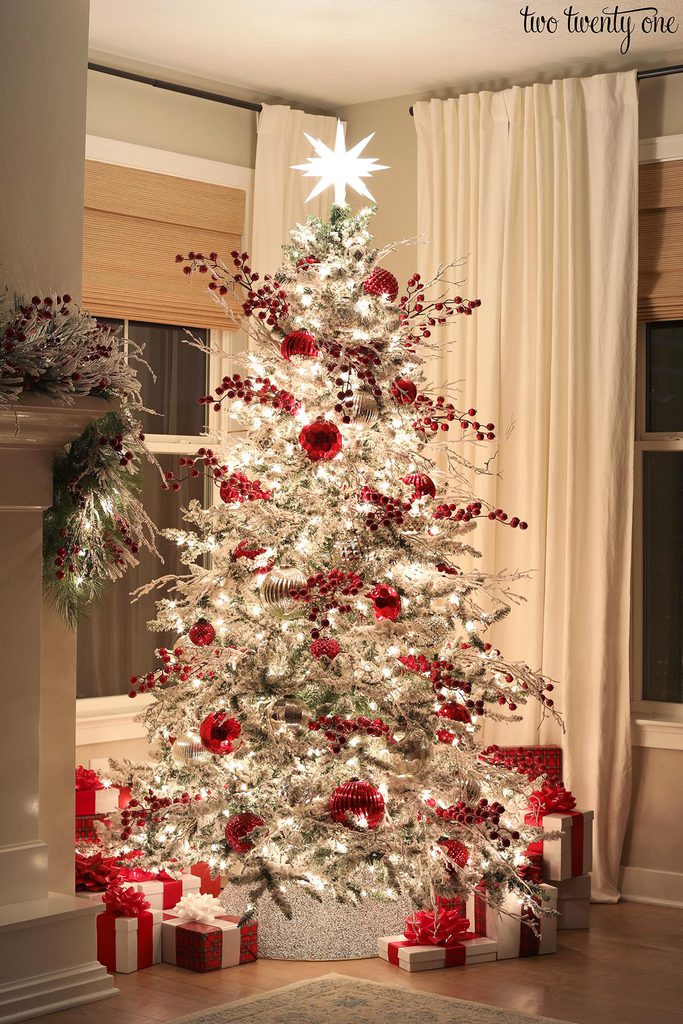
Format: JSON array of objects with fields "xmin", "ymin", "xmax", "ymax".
[
  {"xmin": 349, "ymin": 391, "xmax": 379, "ymax": 425},
  {"xmin": 170, "ymin": 736, "xmax": 211, "ymax": 765},
  {"xmin": 462, "ymin": 779, "xmax": 482, "ymax": 804},
  {"xmin": 271, "ymin": 696, "xmax": 310, "ymax": 728},
  {"xmin": 260, "ymin": 568, "xmax": 307, "ymax": 617}
]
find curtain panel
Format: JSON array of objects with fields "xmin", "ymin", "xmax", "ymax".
[
  {"xmin": 415, "ymin": 71, "xmax": 638, "ymax": 901},
  {"xmin": 251, "ymin": 104, "xmax": 339, "ymax": 277}
]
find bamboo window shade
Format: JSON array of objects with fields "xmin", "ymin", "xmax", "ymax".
[
  {"xmin": 83, "ymin": 161, "xmax": 245, "ymax": 329},
  {"xmin": 639, "ymin": 158, "xmax": 683, "ymax": 321}
]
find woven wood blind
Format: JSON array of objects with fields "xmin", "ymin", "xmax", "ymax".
[
  {"xmin": 639, "ymin": 159, "xmax": 683, "ymax": 321},
  {"xmin": 83, "ymin": 161, "xmax": 245, "ymax": 329}
]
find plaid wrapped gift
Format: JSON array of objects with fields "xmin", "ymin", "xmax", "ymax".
[
  {"xmin": 75, "ymin": 814, "xmax": 111, "ymax": 845},
  {"xmin": 467, "ymin": 883, "xmax": 557, "ymax": 960},
  {"xmin": 434, "ymin": 895, "xmax": 467, "ymax": 917},
  {"xmin": 489, "ymin": 745, "xmax": 563, "ymax": 783},
  {"xmin": 162, "ymin": 912, "xmax": 257, "ymax": 972},
  {"xmin": 378, "ymin": 932, "xmax": 496, "ymax": 971}
]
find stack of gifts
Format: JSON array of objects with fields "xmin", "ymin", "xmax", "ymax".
[
  {"xmin": 466, "ymin": 879, "xmax": 558, "ymax": 959},
  {"xmin": 161, "ymin": 894, "xmax": 258, "ymax": 972},
  {"xmin": 95, "ymin": 884, "xmax": 162, "ymax": 974},
  {"xmin": 379, "ymin": 907, "xmax": 497, "ymax": 971},
  {"xmin": 525, "ymin": 779, "xmax": 593, "ymax": 930},
  {"xmin": 75, "ymin": 765, "xmax": 128, "ymax": 845}
]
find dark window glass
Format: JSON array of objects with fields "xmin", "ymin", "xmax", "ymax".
[
  {"xmin": 643, "ymin": 451, "xmax": 683, "ymax": 703},
  {"xmin": 76, "ymin": 455, "xmax": 206, "ymax": 698},
  {"xmin": 127, "ymin": 322, "xmax": 208, "ymax": 436},
  {"xmin": 646, "ymin": 322, "xmax": 683, "ymax": 433}
]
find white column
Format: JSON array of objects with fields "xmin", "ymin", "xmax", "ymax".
[{"xmin": 0, "ymin": 398, "xmax": 117, "ymax": 1022}]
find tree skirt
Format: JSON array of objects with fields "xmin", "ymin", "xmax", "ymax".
[
  {"xmin": 220, "ymin": 884, "xmax": 413, "ymax": 960},
  {"xmin": 170, "ymin": 974, "xmax": 573, "ymax": 1024}
]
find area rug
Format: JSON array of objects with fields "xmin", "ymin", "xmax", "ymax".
[{"xmin": 170, "ymin": 973, "xmax": 573, "ymax": 1024}]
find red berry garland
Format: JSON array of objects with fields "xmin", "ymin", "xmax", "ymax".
[
  {"xmin": 189, "ymin": 619, "xmax": 216, "ymax": 646},
  {"xmin": 298, "ymin": 419, "xmax": 343, "ymax": 461},
  {"xmin": 199, "ymin": 373, "xmax": 300, "ymax": 416},
  {"xmin": 360, "ymin": 486, "xmax": 413, "ymax": 530},
  {"xmin": 199, "ymin": 712, "xmax": 241, "ymax": 755},
  {"xmin": 330, "ymin": 779, "xmax": 385, "ymax": 830},
  {"xmin": 309, "ymin": 715, "xmax": 392, "ymax": 753},
  {"xmin": 224, "ymin": 812, "xmax": 265, "ymax": 853},
  {"xmin": 368, "ymin": 583, "xmax": 401, "ymax": 622},
  {"xmin": 219, "ymin": 472, "xmax": 271, "ymax": 504}
]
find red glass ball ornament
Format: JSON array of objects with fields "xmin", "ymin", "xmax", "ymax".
[
  {"xmin": 310, "ymin": 638, "xmax": 341, "ymax": 661},
  {"xmin": 281, "ymin": 329, "xmax": 319, "ymax": 361},
  {"xmin": 199, "ymin": 712, "xmax": 241, "ymax": 755},
  {"xmin": 439, "ymin": 838, "xmax": 470, "ymax": 870},
  {"xmin": 391, "ymin": 378, "xmax": 417, "ymax": 405},
  {"xmin": 369, "ymin": 583, "xmax": 401, "ymax": 622},
  {"xmin": 402, "ymin": 473, "xmax": 436, "ymax": 499},
  {"xmin": 436, "ymin": 702, "xmax": 471, "ymax": 724},
  {"xmin": 188, "ymin": 618, "xmax": 216, "ymax": 646},
  {"xmin": 330, "ymin": 779, "xmax": 385, "ymax": 830},
  {"xmin": 224, "ymin": 812, "xmax": 265, "ymax": 853},
  {"xmin": 363, "ymin": 267, "xmax": 399, "ymax": 302},
  {"xmin": 299, "ymin": 419, "xmax": 343, "ymax": 461}
]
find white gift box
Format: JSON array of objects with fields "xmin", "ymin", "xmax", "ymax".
[
  {"xmin": 121, "ymin": 871, "xmax": 201, "ymax": 911},
  {"xmin": 550, "ymin": 873, "xmax": 591, "ymax": 930},
  {"xmin": 528, "ymin": 809, "xmax": 593, "ymax": 881},
  {"xmin": 75, "ymin": 891, "xmax": 105, "ymax": 906},
  {"xmin": 96, "ymin": 909, "xmax": 162, "ymax": 974},
  {"xmin": 162, "ymin": 912, "xmax": 254, "ymax": 971},
  {"xmin": 378, "ymin": 933, "xmax": 497, "ymax": 971},
  {"xmin": 467, "ymin": 883, "xmax": 558, "ymax": 960}
]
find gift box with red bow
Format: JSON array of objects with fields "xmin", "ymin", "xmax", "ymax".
[
  {"xmin": 95, "ymin": 885, "xmax": 162, "ymax": 974},
  {"xmin": 116, "ymin": 867, "xmax": 202, "ymax": 910},
  {"xmin": 75, "ymin": 766, "xmax": 120, "ymax": 816},
  {"xmin": 481, "ymin": 745, "xmax": 563, "ymax": 784},
  {"xmin": 161, "ymin": 895, "xmax": 257, "ymax": 972},
  {"xmin": 525, "ymin": 782, "xmax": 593, "ymax": 881},
  {"xmin": 75, "ymin": 852, "xmax": 120, "ymax": 905},
  {"xmin": 466, "ymin": 883, "xmax": 558, "ymax": 959},
  {"xmin": 378, "ymin": 908, "xmax": 497, "ymax": 972},
  {"xmin": 552, "ymin": 873, "xmax": 591, "ymax": 929}
]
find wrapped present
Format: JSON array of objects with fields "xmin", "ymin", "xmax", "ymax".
[
  {"xmin": 378, "ymin": 908, "xmax": 497, "ymax": 972},
  {"xmin": 75, "ymin": 852, "xmax": 120, "ymax": 893},
  {"xmin": 161, "ymin": 894, "xmax": 257, "ymax": 972},
  {"xmin": 75, "ymin": 814, "xmax": 111, "ymax": 845},
  {"xmin": 481, "ymin": 745, "xmax": 563, "ymax": 783},
  {"xmin": 75, "ymin": 765, "xmax": 120, "ymax": 816},
  {"xmin": 525, "ymin": 783, "xmax": 593, "ymax": 881},
  {"xmin": 467, "ymin": 883, "xmax": 558, "ymax": 959},
  {"xmin": 190, "ymin": 861, "xmax": 223, "ymax": 897},
  {"xmin": 117, "ymin": 867, "xmax": 202, "ymax": 910},
  {"xmin": 551, "ymin": 873, "xmax": 591, "ymax": 930},
  {"xmin": 96, "ymin": 885, "xmax": 162, "ymax": 974}
]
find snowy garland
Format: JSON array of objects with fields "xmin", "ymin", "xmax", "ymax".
[{"xmin": 0, "ymin": 291, "xmax": 159, "ymax": 624}]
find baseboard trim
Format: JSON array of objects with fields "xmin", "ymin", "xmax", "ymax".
[
  {"xmin": 619, "ymin": 865, "xmax": 683, "ymax": 909},
  {"xmin": 0, "ymin": 961, "xmax": 117, "ymax": 1023}
]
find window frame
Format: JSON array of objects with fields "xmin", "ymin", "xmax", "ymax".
[{"xmin": 76, "ymin": 137, "xmax": 252, "ymax": 742}]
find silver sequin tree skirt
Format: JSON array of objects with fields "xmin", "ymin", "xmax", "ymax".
[{"xmin": 221, "ymin": 884, "xmax": 413, "ymax": 960}]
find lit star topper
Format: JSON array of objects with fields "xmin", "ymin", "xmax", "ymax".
[{"xmin": 292, "ymin": 119, "xmax": 388, "ymax": 206}]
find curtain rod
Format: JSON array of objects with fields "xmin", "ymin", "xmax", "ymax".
[
  {"xmin": 407, "ymin": 62, "xmax": 683, "ymax": 115},
  {"xmin": 87, "ymin": 62, "xmax": 263, "ymax": 113}
]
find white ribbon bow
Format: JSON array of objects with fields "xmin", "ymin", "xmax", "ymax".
[{"xmin": 174, "ymin": 892, "xmax": 224, "ymax": 924}]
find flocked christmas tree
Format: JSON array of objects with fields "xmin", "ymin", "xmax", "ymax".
[{"xmin": 109, "ymin": 124, "xmax": 563, "ymax": 929}]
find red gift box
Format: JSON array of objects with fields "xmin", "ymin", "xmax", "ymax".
[{"xmin": 190, "ymin": 861, "xmax": 223, "ymax": 898}]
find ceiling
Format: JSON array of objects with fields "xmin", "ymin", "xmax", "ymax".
[{"xmin": 89, "ymin": 0, "xmax": 683, "ymax": 108}]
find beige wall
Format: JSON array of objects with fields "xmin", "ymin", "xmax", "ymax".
[{"xmin": 0, "ymin": 0, "xmax": 90, "ymax": 896}]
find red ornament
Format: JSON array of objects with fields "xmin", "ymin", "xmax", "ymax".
[
  {"xmin": 435, "ymin": 702, "xmax": 471, "ymax": 724},
  {"xmin": 402, "ymin": 473, "xmax": 436, "ymax": 499},
  {"xmin": 310, "ymin": 638, "xmax": 341, "ymax": 661},
  {"xmin": 299, "ymin": 419, "xmax": 343, "ymax": 461},
  {"xmin": 224, "ymin": 812, "xmax": 265, "ymax": 853},
  {"xmin": 281, "ymin": 330, "xmax": 320, "ymax": 361},
  {"xmin": 296, "ymin": 256, "xmax": 319, "ymax": 272},
  {"xmin": 391, "ymin": 378, "xmax": 417, "ymax": 405},
  {"xmin": 189, "ymin": 619, "xmax": 216, "ymax": 647},
  {"xmin": 439, "ymin": 839, "xmax": 470, "ymax": 870},
  {"xmin": 199, "ymin": 712, "xmax": 241, "ymax": 755},
  {"xmin": 368, "ymin": 583, "xmax": 401, "ymax": 622},
  {"xmin": 363, "ymin": 267, "xmax": 399, "ymax": 302},
  {"xmin": 329, "ymin": 779, "xmax": 385, "ymax": 830}
]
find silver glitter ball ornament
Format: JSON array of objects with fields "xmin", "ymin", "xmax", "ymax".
[
  {"xmin": 271, "ymin": 696, "xmax": 310, "ymax": 728},
  {"xmin": 260, "ymin": 568, "xmax": 307, "ymax": 617},
  {"xmin": 170, "ymin": 736, "xmax": 211, "ymax": 765},
  {"xmin": 349, "ymin": 391, "xmax": 379, "ymax": 425}
]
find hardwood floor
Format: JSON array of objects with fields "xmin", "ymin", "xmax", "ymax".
[{"xmin": 30, "ymin": 902, "xmax": 683, "ymax": 1024}]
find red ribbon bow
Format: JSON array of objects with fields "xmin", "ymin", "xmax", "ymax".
[
  {"xmin": 103, "ymin": 883, "xmax": 151, "ymax": 917},
  {"xmin": 528, "ymin": 781, "xmax": 576, "ymax": 820},
  {"xmin": 403, "ymin": 908, "xmax": 471, "ymax": 947},
  {"xmin": 117, "ymin": 866, "xmax": 175, "ymax": 883},
  {"xmin": 75, "ymin": 765, "xmax": 104, "ymax": 792},
  {"xmin": 75, "ymin": 852, "xmax": 121, "ymax": 892}
]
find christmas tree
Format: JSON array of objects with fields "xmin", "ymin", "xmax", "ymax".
[{"xmin": 110, "ymin": 125, "xmax": 562, "ymax": 930}]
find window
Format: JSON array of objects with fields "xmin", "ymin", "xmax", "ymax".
[
  {"xmin": 633, "ymin": 321, "xmax": 683, "ymax": 714},
  {"xmin": 76, "ymin": 319, "xmax": 212, "ymax": 699}
]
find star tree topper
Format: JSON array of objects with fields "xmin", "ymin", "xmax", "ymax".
[{"xmin": 292, "ymin": 119, "xmax": 388, "ymax": 206}]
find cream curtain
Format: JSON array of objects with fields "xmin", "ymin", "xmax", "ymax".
[
  {"xmin": 251, "ymin": 104, "xmax": 339, "ymax": 276},
  {"xmin": 415, "ymin": 71, "xmax": 638, "ymax": 902}
]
